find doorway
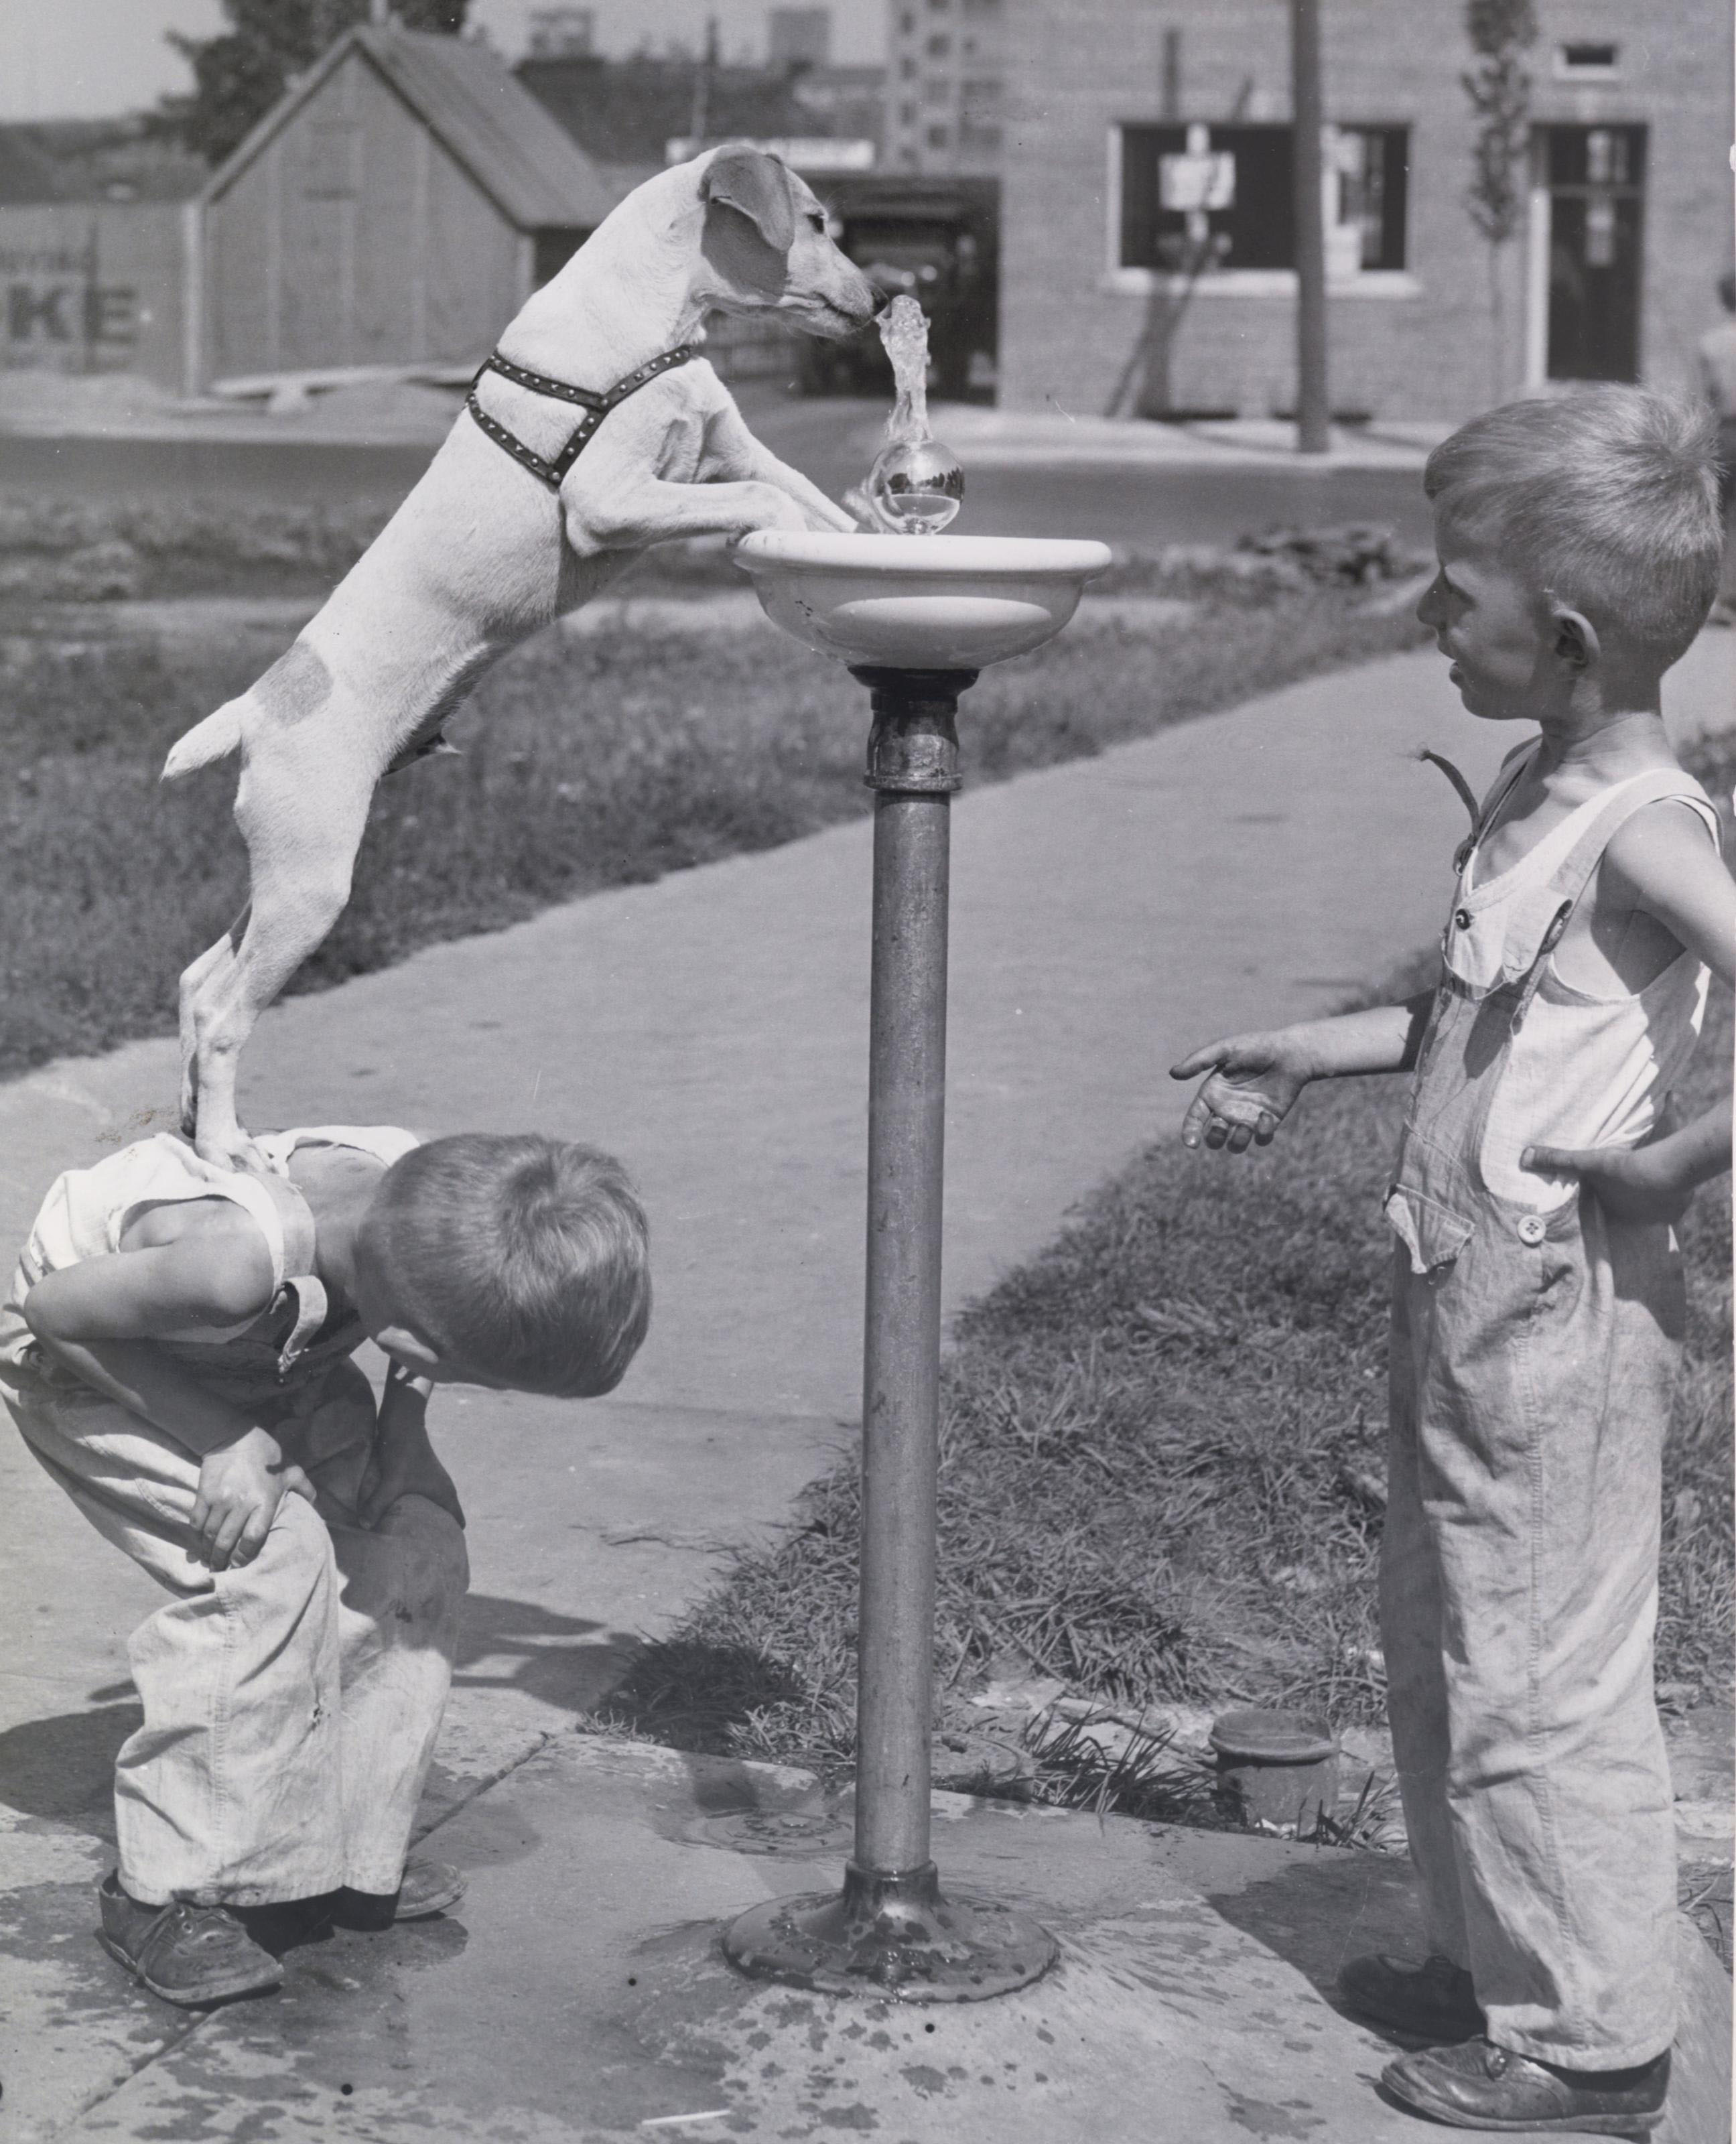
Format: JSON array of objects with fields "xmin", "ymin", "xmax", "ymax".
[{"xmin": 1540, "ymin": 125, "xmax": 1646, "ymax": 383}]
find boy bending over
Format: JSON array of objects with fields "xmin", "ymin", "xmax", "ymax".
[
  {"xmin": 0, "ymin": 1126, "xmax": 649, "ymax": 2007},
  {"xmin": 1173, "ymin": 389, "xmax": 1733, "ymax": 2135}
]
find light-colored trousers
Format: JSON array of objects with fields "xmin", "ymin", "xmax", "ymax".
[
  {"xmin": 6, "ymin": 1359, "xmax": 467, "ymax": 1907},
  {"xmin": 1383, "ymin": 1194, "xmax": 1681, "ymax": 2071}
]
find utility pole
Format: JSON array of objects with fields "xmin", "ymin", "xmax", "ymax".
[{"xmin": 1290, "ymin": 0, "xmax": 1331, "ymax": 453}]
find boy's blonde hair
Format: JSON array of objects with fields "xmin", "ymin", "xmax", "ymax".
[
  {"xmin": 1423, "ymin": 387, "xmax": 1723, "ymax": 665},
  {"xmin": 364, "ymin": 1134, "xmax": 651, "ymax": 1398}
]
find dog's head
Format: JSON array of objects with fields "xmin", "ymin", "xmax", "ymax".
[{"xmin": 695, "ymin": 145, "xmax": 880, "ymax": 340}]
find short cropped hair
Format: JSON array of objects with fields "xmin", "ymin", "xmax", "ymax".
[
  {"xmin": 1423, "ymin": 387, "xmax": 1724, "ymax": 665},
  {"xmin": 364, "ymin": 1134, "xmax": 651, "ymax": 1398}
]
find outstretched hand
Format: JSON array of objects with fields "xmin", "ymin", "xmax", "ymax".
[{"xmin": 1169, "ymin": 1032, "xmax": 1315, "ymax": 1154}]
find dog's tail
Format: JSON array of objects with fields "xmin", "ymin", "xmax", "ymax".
[{"xmin": 162, "ymin": 699, "xmax": 244, "ymax": 781}]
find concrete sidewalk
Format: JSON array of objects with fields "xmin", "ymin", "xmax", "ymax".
[{"xmin": 1, "ymin": 623, "xmax": 1730, "ymax": 2141}]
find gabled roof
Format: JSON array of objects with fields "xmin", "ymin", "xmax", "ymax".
[{"xmin": 204, "ymin": 25, "xmax": 615, "ymax": 231}]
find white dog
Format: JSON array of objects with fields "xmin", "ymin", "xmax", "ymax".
[{"xmin": 163, "ymin": 145, "xmax": 877, "ymax": 1170}]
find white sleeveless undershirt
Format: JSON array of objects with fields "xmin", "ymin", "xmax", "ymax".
[
  {"xmin": 1449, "ymin": 767, "xmax": 1720, "ymax": 1210},
  {"xmin": 0, "ymin": 1126, "xmax": 418, "ymax": 1382}
]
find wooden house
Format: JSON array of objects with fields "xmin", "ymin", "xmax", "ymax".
[{"xmin": 194, "ymin": 25, "xmax": 615, "ymax": 387}]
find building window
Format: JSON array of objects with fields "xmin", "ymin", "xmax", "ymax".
[
  {"xmin": 927, "ymin": 33, "xmax": 951, "ymax": 55},
  {"xmin": 1117, "ymin": 122, "xmax": 1408, "ymax": 273},
  {"xmin": 1553, "ymin": 41, "xmax": 1619, "ymax": 78},
  {"xmin": 928, "ymin": 123, "xmax": 951, "ymax": 148},
  {"xmin": 899, "ymin": 100, "xmax": 917, "ymax": 125},
  {"xmin": 959, "ymin": 121, "xmax": 1002, "ymax": 155},
  {"xmin": 899, "ymin": 9, "xmax": 915, "ymax": 31},
  {"xmin": 959, "ymin": 77, "xmax": 1001, "ymax": 118},
  {"xmin": 962, "ymin": 0, "xmax": 1000, "ymax": 13},
  {"xmin": 900, "ymin": 56, "xmax": 916, "ymax": 78},
  {"xmin": 923, "ymin": 76, "xmax": 952, "ymax": 106}
]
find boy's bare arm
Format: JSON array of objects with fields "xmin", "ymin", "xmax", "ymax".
[
  {"xmin": 1525, "ymin": 807, "xmax": 1735, "ymax": 1217},
  {"xmin": 1601, "ymin": 805, "xmax": 1736, "ymax": 990},
  {"xmin": 1171, "ymin": 992, "xmax": 1436, "ymax": 1153},
  {"xmin": 358, "ymin": 1363, "xmax": 466, "ymax": 1530},
  {"xmin": 24, "ymin": 1230, "xmax": 275, "ymax": 1346},
  {"xmin": 24, "ymin": 1244, "xmax": 313, "ymax": 1569}
]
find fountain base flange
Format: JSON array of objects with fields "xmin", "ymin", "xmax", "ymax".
[
  {"xmin": 722, "ymin": 1859, "xmax": 1057, "ymax": 2002},
  {"xmin": 850, "ymin": 666, "xmax": 978, "ymax": 795}
]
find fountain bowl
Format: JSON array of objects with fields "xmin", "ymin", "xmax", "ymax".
[{"xmin": 733, "ymin": 532, "xmax": 1114, "ymax": 671}]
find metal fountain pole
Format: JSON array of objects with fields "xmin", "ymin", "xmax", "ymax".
[
  {"xmin": 855, "ymin": 664, "xmax": 963, "ymax": 1886},
  {"xmin": 723, "ymin": 663, "xmax": 1057, "ymax": 2001}
]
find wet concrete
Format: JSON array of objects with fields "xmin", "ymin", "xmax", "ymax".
[{"xmin": 7, "ymin": 1739, "xmax": 1728, "ymax": 2143}]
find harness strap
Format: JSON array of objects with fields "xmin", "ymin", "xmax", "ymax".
[{"xmin": 466, "ymin": 344, "xmax": 701, "ymax": 493}]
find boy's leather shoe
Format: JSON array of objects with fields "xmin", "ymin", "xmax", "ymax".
[
  {"xmin": 1382, "ymin": 2035, "xmax": 1670, "ymax": 2133},
  {"xmin": 96, "ymin": 1873, "xmax": 283, "ymax": 2007},
  {"xmin": 1338, "ymin": 1951, "xmax": 1484, "ymax": 2039},
  {"xmin": 328, "ymin": 1858, "xmax": 466, "ymax": 1930}
]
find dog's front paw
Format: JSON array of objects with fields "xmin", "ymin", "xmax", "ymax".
[
  {"xmin": 191, "ymin": 1120, "xmax": 273, "ymax": 1177},
  {"xmin": 838, "ymin": 484, "xmax": 878, "ymax": 530}
]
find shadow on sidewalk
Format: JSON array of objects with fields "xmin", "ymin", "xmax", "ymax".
[
  {"xmin": 0, "ymin": 1700, "xmax": 139, "ymax": 1836},
  {"xmin": 1207, "ymin": 1851, "xmax": 1424, "ymax": 2043}
]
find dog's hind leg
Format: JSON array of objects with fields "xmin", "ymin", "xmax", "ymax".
[
  {"xmin": 178, "ymin": 909, "xmax": 248, "ymax": 1140},
  {"xmin": 185, "ymin": 742, "xmax": 378, "ymax": 1171}
]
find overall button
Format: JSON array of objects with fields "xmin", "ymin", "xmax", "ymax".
[
  {"xmin": 1453, "ymin": 907, "xmax": 1472, "ymax": 931},
  {"xmin": 1517, "ymin": 1214, "xmax": 1546, "ymax": 1246}
]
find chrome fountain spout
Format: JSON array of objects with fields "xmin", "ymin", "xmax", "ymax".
[{"xmin": 863, "ymin": 295, "xmax": 965, "ymax": 535}]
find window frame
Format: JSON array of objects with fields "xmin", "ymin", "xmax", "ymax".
[{"xmin": 1104, "ymin": 121, "xmax": 1420, "ymax": 297}]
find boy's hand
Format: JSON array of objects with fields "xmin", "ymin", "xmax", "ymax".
[
  {"xmin": 1170, "ymin": 1032, "xmax": 1315, "ymax": 1153},
  {"xmin": 191, "ymin": 1427, "xmax": 316, "ymax": 1572},
  {"xmin": 1522, "ymin": 1140, "xmax": 1696, "ymax": 1225}
]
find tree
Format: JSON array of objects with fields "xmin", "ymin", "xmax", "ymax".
[
  {"xmin": 1461, "ymin": 0, "xmax": 1537, "ymax": 403},
  {"xmin": 164, "ymin": 0, "xmax": 471, "ymax": 166}
]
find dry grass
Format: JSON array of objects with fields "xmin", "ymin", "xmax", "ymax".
[{"xmin": 597, "ymin": 734, "xmax": 1734, "ymax": 1779}]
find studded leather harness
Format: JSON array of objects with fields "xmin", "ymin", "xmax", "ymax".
[{"xmin": 465, "ymin": 345, "xmax": 702, "ymax": 492}]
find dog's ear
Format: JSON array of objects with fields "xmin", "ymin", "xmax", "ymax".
[{"xmin": 701, "ymin": 145, "xmax": 797, "ymax": 255}]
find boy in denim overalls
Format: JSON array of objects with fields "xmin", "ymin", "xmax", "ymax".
[
  {"xmin": 1, "ymin": 1126, "xmax": 649, "ymax": 2008},
  {"xmin": 1173, "ymin": 389, "xmax": 1733, "ymax": 2136}
]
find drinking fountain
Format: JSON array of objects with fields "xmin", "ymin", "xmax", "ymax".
[{"xmin": 720, "ymin": 323, "xmax": 1110, "ymax": 1999}]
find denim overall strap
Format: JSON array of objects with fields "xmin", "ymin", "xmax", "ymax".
[{"xmin": 253, "ymin": 1171, "xmax": 328, "ymax": 1381}]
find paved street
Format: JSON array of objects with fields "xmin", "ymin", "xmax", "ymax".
[
  {"xmin": 1, "ymin": 622, "xmax": 1729, "ymax": 2141},
  {"xmin": 0, "ymin": 381, "xmax": 1437, "ymax": 547}
]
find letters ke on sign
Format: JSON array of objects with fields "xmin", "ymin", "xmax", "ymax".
[
  {"xmin": 1, "ymin": 248, "xmax": 139, "ymax": 363},
  {"xmin": 1158, "ymin": 151, "xmax": 1236, "ymax": 213}
]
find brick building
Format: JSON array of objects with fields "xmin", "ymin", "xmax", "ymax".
[
  {"xmin": 997, "ymin": 0, "xmax": 1734, "ymax": 421},
  {"xmin": 886, "ymin": 0, "xmax": 1006, "ymax": 176}
]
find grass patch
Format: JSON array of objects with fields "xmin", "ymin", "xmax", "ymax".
[
  {"xmin": 0, "ymin": 544, "xmax": 1424, "ymax": 1078},
  {"xmin": 597, "ymin": 736, "xmax": 1735, "ymax": 1776}
]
